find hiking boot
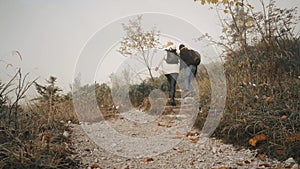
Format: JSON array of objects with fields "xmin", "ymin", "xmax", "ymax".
[{"xmin": 170, "ymin": 98, "xmax": 176, "ymax": 106}]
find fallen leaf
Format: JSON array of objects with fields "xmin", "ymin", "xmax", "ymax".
[
  {"xmin": 65, "ymin": 126, "xmax": 72, "ymax": 131},
  {"xmin": 236, "ymin": 162, "xmax": 243, "ymax": 166},
  {"xmin": 259, "ymin": 163, "xmax": 271, "ymax": 167},
  {"xmin": 190, "ymin": 159, "xmax": 195, "ymax": 165},
  {"xmin": 259, "ymin": 155, "xmax": 266, "ymax": 161},
  {"xmin": 186, "ymin": 132, "xmax": 196, "ymax": 137},
  {"xmin": 281, "ymin": 115, "xmax": 288, "ymax": 120},
  {"xmin": 244, "ymin": 160, "xmax": 251, "ymax": 164},
  {"xmin": 249, "ymin": 138, "xmax": 257, "ymax": 146},
  {"xmin": 142, "ymin": 158, "xmax": 154, "ymax": 164},
  {"xmin": 190, "ymin": 136, "xmax": 200, "ymax": 143},
  {"xmin": 157, "ymin": 123, "xmax": 171, "ymax": 128},
  {"xmin": 218, "ymin": 149, "xmax": 224, "ymax": 153},
  {"xmin": 84, "ymin": 148, "xmax": 91, "ymax": 152},
  {"xmin": 249, "ymin": 134, "xmax": 268, "ymax": 146},
  {"xmin": 146, "ymin": 157, "xmax": 154, "ymax": 162},
  {"xmin": 255, "ymin": 134, "xmax": 268, "ymax": 141},
  {"xmin": 235, "ymin": 147, "xmax": 241, "ymax": 151},
  {"xmin": 91, "ymin": 163, "xmax": 100, "ymax": 168}
]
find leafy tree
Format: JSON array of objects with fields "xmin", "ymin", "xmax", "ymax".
[
  {"xmin": 34, "ymin": 76, "xmax": 62, "ymax": 125},
  {"xmin": 118, "ymin": 15, "xmax": 160, "ymax": 82}
]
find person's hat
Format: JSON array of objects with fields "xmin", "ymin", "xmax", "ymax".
[
  {"xmin": 164, "ymin": 41, "xmax": 176, "ymax": 50},
  {"xmin": 179, "ymin": 44, "xmax": 185, "ymax": 50}
]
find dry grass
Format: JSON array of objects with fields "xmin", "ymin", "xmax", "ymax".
[
  {"xmin": 194, "ymin": 43, "xmax": 300, "ymax": 163},
  {"xmin": 0, "ymin": 73, "xmax": 80, "ymax": 168}
]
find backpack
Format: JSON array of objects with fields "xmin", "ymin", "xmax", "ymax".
[
  {"xmin": 165, "ymin": 50, "xmax": 179, "ymax": 64},
  {"xmin": 188, "ymin": 49, "xmax": 201, "ymax": 66}
]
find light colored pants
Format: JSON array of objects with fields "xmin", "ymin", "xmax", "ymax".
[{"xmin": 184, "ymin": 65, "xmax": 196, "ymax": 95}]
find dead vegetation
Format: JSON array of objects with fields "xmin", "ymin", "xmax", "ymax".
[
  {"xmin": 0, "ymin": 70, "xmax": 79, "ymax": 168},
  {"xmin": 194, "ymin": 0, "xmax": 300, "ymax": 163}
]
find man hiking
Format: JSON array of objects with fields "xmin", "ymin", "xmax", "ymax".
[{"xmin": 179, "ymin": 44, "xmax": 201, "ymax": 98}]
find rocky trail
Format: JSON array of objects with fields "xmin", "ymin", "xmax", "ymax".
[{"xmin": 66, "ymin": 96, "xmax": 299, "ymax": 169}]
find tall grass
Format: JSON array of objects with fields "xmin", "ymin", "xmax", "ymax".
[{"xmin": 0, "ymin": 71, "xmax": 79, "ymax": 168}]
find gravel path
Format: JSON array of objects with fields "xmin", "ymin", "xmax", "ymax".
[
  {"xmin": 69, "ymin": 123, "xmax": 298, "ymax": 169},
  {"xmin": 68, "ymin": 97, "xmax": 299, "ymax": 169}
]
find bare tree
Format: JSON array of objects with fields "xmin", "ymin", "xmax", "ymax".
[{"xmin": 118, "ymin": 15, "xmax": 160, "ymax": 82}]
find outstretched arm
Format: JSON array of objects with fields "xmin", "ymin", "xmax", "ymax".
[{"xmin": 155, "ymin": 54, "xmax": 166, "ymax": 71}]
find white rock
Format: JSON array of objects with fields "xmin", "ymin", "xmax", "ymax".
[
  {"xmin": 63, "ymin": 131, "xmax": 70, "ymax": 138},
  {"xmin": 285, "ymin": 157, "xmax": 296, "ymax": 164},
  {"xmin": 212, "ymin": 146, "xmax": 217, "ymax": 154}
]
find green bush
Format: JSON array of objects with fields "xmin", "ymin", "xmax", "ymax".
[{"xmin": 129, "ymin": 76, "xmax": 167, "ymax": 107}]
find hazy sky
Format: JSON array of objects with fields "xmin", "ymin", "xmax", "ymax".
[{"xmin": 1, "ymin": 0, "xmax": 299, "ymax": 95}]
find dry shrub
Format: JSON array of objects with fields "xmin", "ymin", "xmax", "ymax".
[
  {"xmin": 195, "ymin": 47, "xmax": 300, "ymax": 162},
  {"xmin": 193, "ymin": 0, "xmax": 300, "ymax": 163},
  {"xmin": 0, "ymin": 116, "xmax": 79, "ymax": 169},
  {"xmin": 0, "ymin": 73, "xmax": 79, "ymax": 168},
  {"xmin": 212, "ymin": 37, "xmax": 300, "ymax": 163},
  {"xmin": 193, "ymin": 64, "xmax": 212, "ymax": 128}
]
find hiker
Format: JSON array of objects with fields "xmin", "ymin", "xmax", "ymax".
[
  {"xmin": 155, "ymin": 42, "xmax": 180, "ymax": 106},
  {"xmin": 179, "ymin": 44, "xmax": 201, "ymax": 98}
]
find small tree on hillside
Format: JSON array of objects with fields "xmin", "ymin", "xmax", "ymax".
[
  {"xmin": 118, "ymin": 15, "xmax": 160, "ymax": 82},
  {"xmin": 34, "ymin": 76, "xmax": 61, "ymax": 125}
]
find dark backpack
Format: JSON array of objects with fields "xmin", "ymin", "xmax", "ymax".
[
  {"xmin": 188, "ymin": 49, "xmax": 201, "ymax": 66},
  {"xmin": 165, "ymin": 50, "xmax": 179, "ymax": 64}
]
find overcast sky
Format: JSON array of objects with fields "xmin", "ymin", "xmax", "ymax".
[{"xmin": 1, "ymin": 0, "xmax": 299, "ymax": 95}]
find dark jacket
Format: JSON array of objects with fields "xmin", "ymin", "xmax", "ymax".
[{"xmin": 179, "ymin": 47, "xmax": 194, "ymax": 68}]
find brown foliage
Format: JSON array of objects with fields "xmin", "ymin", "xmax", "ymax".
[{"xmin": 195, "ymin": 0, "xmax": 300, "ymax": 163}]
